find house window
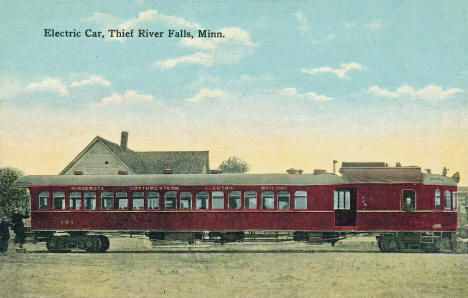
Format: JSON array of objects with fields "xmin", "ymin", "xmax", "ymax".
[
  {"xmin": 262, "ymin": 191, "xmax": 274, "ymax": 209},
  {"xmin": 180, "ymin": 192, "xmax": 192, "ymax": 209},
  {"xmin": 228, "ymin": 191, "xmax": 241, "ymax": 209},
  {"xmin": 53, "ymin": 191, "xmax": 65, "ymax": 209},
  {"xmin": 453, "ymin": 192, "xmax": 457, "ymax": 209},
  {"xmin": 116, "ymin": 192, "xmax": 128, "ymax": 209},
  {"xmin": 147, "ymin": 192, "xmax": 159, "ymax": 209},
  {"xmin": 38, "ymin": 191, "xmax": 49, "ymax": 209},
  {"xmin": 444, "ymin": 190, "xmax": 451, "ymax": 209},
  {"xmin": 101, "ymin": 191, "xmax": 114, "ymax": 209},
  {"xmin": 196, "ymin": 192, "xmax": 209, "ymax": 209},
  {"xmin": 294, "ymin": 191, "xmax": 307, "ymax": 210},
  {"xmin": 401, "ymin": 189, "xmax": 415, "ymax": 211},
  {"xmin": 334, "ymin": 190, "xmax": 351, "ymax": 210},
  {"xmin": 244, "ymin": 191, "xmax": 257, "ymax": 209},
  {"xmin": 212, "ymin": 191, "xmax": 224, "ymax": 209},
  {"xmin": 435, "ymin": 189, "xmax": 441, "ymax": 208},
  {"xmin": 84, "ymin": 192, "xmax": 96, "ymax": 210},
  {"xmin": 132, "ymin": 192, "xmax": 144, "ymax": 210},
  {"xmin": 164, "ymin": 191, "xmax": 177, "ymax": 209},
  {"xmin": 277, "ymin": 191, "xmax": 290, "ymax": 209},
  {"xmin": 69, "ymin": 192, "xmax": 81, "ymax": 210}
]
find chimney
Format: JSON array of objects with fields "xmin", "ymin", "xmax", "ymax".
[{"xmin": 120, "ymin": 131, "xmax": 128, "ymax": 151}]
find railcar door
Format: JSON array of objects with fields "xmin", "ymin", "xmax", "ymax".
[{"xmin": 333, "ymin": 188, "xmax": 357, "ymax": 226}]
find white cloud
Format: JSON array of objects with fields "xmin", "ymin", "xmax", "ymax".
[
  {"xmin": 368, "ymin": 84, "xmax": 464, "ymax": 101},
  {"xmin": 70, "ymin": 76, "xmax": 112, "ymax": 88},
  {"xmin": 294, "ymin": 11, "xmax": 309, "ymax": 31},
  {"xmin": 362, "ymin": 18, "xmax": 383, "ymax": 30},
  {"xmin": 26, "ymin": 77, "xmax": 69, "ymax": 96},
  {"xmin": 119, "ymin": 10, "xmax": 201, "ymax": 30},
  {"xmin": 157, "ymin": 27, "xmax": 258, "ymax": 69},
  {"xmin": 280, "ymin": 87, "xmax": 334, "ymax": 102},
  {"xmin": 302, "ymin": 62, "xmax": 363, "ymax": 79},
  {"xmin": 186, "ymin": 88, "xmax": 227, "ymax": 102},
  {"xmin": 312, "ymin": 34, "xmax": 336, "ymax": 45},
  {"xmin": 156, "ymin": 52, "xmax": 214, "ymax": 69},
  {"xmin": 92, "ymin": 90, "xmax": 154, "ymax": 107}
]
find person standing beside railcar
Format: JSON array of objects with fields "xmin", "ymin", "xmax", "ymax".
[
  {"xmin": 11, "ymin": 208, "xmax": 29, "ymax": 249},
  {"xmin": 0, "ymin": 216, "xmax": 10, "ymax": 255}
]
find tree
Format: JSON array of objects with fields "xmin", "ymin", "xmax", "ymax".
[
  {"xmin": 0, "ymin": 167, "xmax": 28, "ymax": 216},
  {"xmin": 218, "ymin": 157, "xmax": 249, "ymax": 173}
]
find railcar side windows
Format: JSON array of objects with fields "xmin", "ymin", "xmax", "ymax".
[
  {"xmin": 38, "ymin": 191, "xmax": 49, "ymax": 209},
  {"xmin": 294, "ymin": 191, "xmax": 307, "ymax": 210},
  {"xmin": 277, "ymin": 191, "xmax": 290, "ymax": 209},
  {"xmin": 334, "ymin": 190, "xmax": 350, "ymax": 210},
  {"xmin": 164, "ymin": 191, "xmax": 177, "ymax": 209},
  {"xmin": 147, "ymin": 192, "xmax": 159, "ymax": 209},
  {"xmin": 262, "ymin": 191, "xmax": 274, "ymax": 209},
  {"xmin": 453, "ymin": 192, "xmax": 457, "ymax": 209},
  {"xmin": 116, "ymin": 192, "xmax": 128, "ymax": 209},
  {"xmin": 69, "ymin": 192, "xmax": 81, "ymax": 210},
  {"xmin": 244, "ymin": 191, "xmax": 257, "ymax": 209},
  {"xmin": 212, "ymin": 191, "xmax": 224, "ymax": 209},
  {"xmin": 228, "ymin": 191, "xmax": 241, "ymax": 209},
  {"xmin": 84, "ymin": 192, "xmax": 96, "ymax": 210},
  {"xmin": 180, "ymin": 192, "xmax": 192, "ymax": 209},
  {"xmin": 53, "ymin": 191, "xmax": 65, "ymax": 209},
  {"xmin": 196, "ymin": 192, "xmax": 209, "ymax": 209},
  {"xmin": 401, "ymin": 190, "xmax": 415, "ymax": 211},
  {"xmin": 444, "ymin": 190, "xmax": 451, "ymax": 209},
  {"xmin": 101, "ymin": 191, "xmax": 114, "ymax": 209},
  {"xmin": 435, "ymin": 189, "xmax": 441, "ymax": 208},
  {"xmin": 132, "ymin": 192, "xmax": 144, "ymax": 210}
]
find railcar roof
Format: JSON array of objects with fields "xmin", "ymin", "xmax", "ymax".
[
  {"xmin": 13, "ymin": 173, "xmax": 344, "ymax": 187},
  {"xmin": 422, "ymin": 173, "xmax": 457, "ymax": 186}
]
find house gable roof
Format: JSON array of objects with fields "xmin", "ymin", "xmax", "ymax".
[{"xmin": 60, "ymin": 136, "xmax": 209, "ymax": 174}]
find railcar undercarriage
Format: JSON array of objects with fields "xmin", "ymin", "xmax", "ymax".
[{"xmin": 31, "ymin": 230, "xmax": 457, "ymax": 253}]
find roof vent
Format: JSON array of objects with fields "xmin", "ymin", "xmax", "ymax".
[
  {"xmin": 286, "ymin": 168, "xmax": 297, "ymax": 174},
  {"xmin": 118, "ymin": 169, "xmax": 128, "ymax": 175},
  {"xmin": 313, "ymin": 169, "xmax": 326, "ymax": 175},
  {"xmin": 164, "ymin": 168, "xmax": 173, "ymax": 174},
  {"xmin": 73, "ymin": 169, "xmax": 84, "ymax": 175}
]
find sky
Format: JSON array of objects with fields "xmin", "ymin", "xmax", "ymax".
[{"xmin": 1, "ymin": 1, "xmax": 467, "ymax": 184}]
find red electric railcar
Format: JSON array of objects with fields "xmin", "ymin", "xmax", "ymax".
[{"xmin": 13, "ymin": 164, "xmax": 459, "ymax": 252}]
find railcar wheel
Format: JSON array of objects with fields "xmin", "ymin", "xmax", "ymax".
[
  {"xmin": 46, "ymin": 236, "xmax": 70, "ymax": 253},
  {"xmin": 98, "ymin": 235, "xmax": 110, "ymax": 252},
  {"xmin": 85, "ymin": 235, "xmax": 102, "ymax": 253}
]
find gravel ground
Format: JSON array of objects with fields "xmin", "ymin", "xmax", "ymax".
[{"xmin": 0, "ymin": 236, "xmax": 467, "ymax": 297}]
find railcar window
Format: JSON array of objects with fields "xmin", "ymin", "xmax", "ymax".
[
  {"xmin": 444, "ymin": 190, "xmax": 451, "ymax": 209},
  {"xmin": 294, "ymin": 191, "xmax": 307, "ymax": 209},
  {"xmin": 180, "ymin": 192, "xmax": 192, "ymax": 209},
  {"xmin": 84, "ymin": 192, "xmax": 96, "ymax": 210},
  {"xmin": 116, "ymin": 192, "xmax": 128, "ymax": 209},
  {"xmin": 147, "ymin": 192, "xmax": 159, "ymax": 209},
  {"xmin": 262, "ymin": 191, "xmax": 274, "ymax": 209},
  {"xmin": 101, "ymin": 191, "xmax": 114, "ymax": 210},
  {"xmin": 132, "ymin": 192, "xmax": 144, "ymax": 210},
  {"xmin": 164, "ymin": 191, "xmax": 177, "ymax": 209},
  {"xmin": 453, "ymin": 192, "xmax": 458, "ymax": 209},
  {"xmin": 53, "ymin": 191, "xmax": 65, "ymax": 209},
  {"xmin": 244, "ymin": 191, "xmax": 257, "ymax": 209},
  {"xmin": 401, "ymin": 190, "xmax": 415, "ymax": 211},
  {"xmin": 334, "ymin": 190, "xmax": 351, "ymax": 210},
  {"xmin": 435, "ymin": 189, "xmax": 441, "ymax": 208},
  {"xmin": 196, "ymin": 192, "xmax": 209, "ymax": 209},
  {"xmin": 38, "ymin": 191, "xmax": 49, "ymax": 209},
  {"xmin": 69, "ymin": 192, "xmax": 81, "ymax": 210},
  {"xmin": 277, "ymin": 191, "xmax": 290, "ymax": 209},
  {"xmin": 212, "ymin": 191, "xmax": 224, "ymax": 209},
  {"xmin": 228, "ymin": 191, "xmax": 241, "ymax": 209}
]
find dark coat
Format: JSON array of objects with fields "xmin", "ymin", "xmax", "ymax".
[
  {"xmin": 11, "ymin": 213, "xmax": 28, "ymax": 232},
  {"xmin": 0, "ymin": 222, "xmax": 10, "ymax": 240}
]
